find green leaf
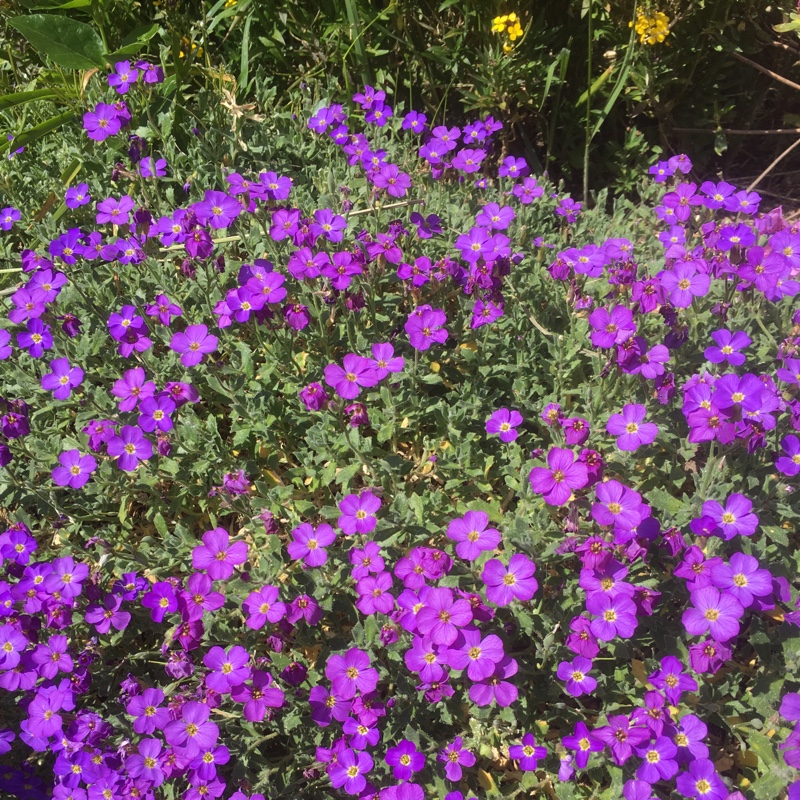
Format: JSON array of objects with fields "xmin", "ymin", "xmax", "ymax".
[
  {"xmin": 0, "ymin": 111, "xmax": 76, "ymax": 155},
  {"xmin": 9, "ymin": 14, "xmax": 105, "ymax": 69},
  {"xmin": 104, "ymin": 22, "xmax": 160, "ymax": 62},
  {"xmin": 0, "ymin": 88, "xmax": 59, "ymax": 111}
]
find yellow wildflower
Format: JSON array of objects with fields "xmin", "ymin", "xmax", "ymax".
[
  {"xmin": 224, "ymin": 0, "xmax": 237, "ymax": 6},
  {"xmin": 491, "ymin": 11, "xmax": 524, "ymax": 50},
  {"xmin": 630, "ymin": 10, "xmax": 670, "ymax": 46}
]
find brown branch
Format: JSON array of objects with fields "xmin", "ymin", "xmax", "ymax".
[
  {"xmin": 748, "ymin": 136, "xmax": 800, "ymax": 192},
  {"xmin": 731, "ymin": 51, "xmax": 800, "ymax": 92},
  {"xmin": 672, "ymin": 127, "xmax": 800, "ymax": 135}
]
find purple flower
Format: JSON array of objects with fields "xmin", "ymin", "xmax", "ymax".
[
  {"xmin": 606, "ymin": 404, "xmax": 658, "ymax": 451},
  {"xmin": 595, "ymin": 715, "xmax": 649, "ymax": 766},
  {"xmin": 452, "ymin": 148, "xmax": 485, "ymax": 173},
  {"xmin": 481, "ymin": 554, "xmax": 538, "ymax": 606},
  {"xmin": 369, "ymin": 342, "xmax": 404, "ymax": 379},
  {"xmin": 682, "ymin": 586, "xmax": 744, "ymax": 641},
  {"xmin": 170, "ymin": 324, "xmax": 218, "ymax": 367},
  {"xmin": 338, "ymin": 491, "xmax": 381, "ymax": 535},
  {"xmin": 416, "ymin": 587, "xmax": 473, "ymax": 645},
  {"xmin": 0, "ymin": 207, "xmax": 20, "ymax": 230},
  {"xmin": 243, "ymin": 585, "xmax": 286, "ymax": 629},
  {"xmin": 660, "ymin": 265, "xmax": 710, "ymax": 308},
  {"xmin": 373, "ymin": 164, "xmax": 411, "ymax": 197},
  {"xmin": 288, "ymin": 522, "xmax": 336, "ymax": 567},
  {"xmin": 45, "ymin": 555, "xmax": 89, "ymax": 598},
  {"xmin": 446, "ymin": 627, "xmax": 505, "ymax": 680},
  {"xmin": 52, "ymin": 450, "xmax": 97, "ymax": 489},
  {"xmin": 592, "ymin": 480, "xmax": 644, "ymax": 532},
  {"xmin": 138, "ymin": 395, "xmax": 175, "ymax": 433},
  {"xmin": 193, "ymin": 190, "xmax": 241, "ymax": 228},
  {"xmin": 469, "ymin": 654, "xmax": 519, "ymax": 707},
  {"xmin": 163, "ymin": 701, "xmax": 219, "ymax": 756},
  {"xmin": 776, "ymin": 435, "xmax": 800, "ymax": 476},
  {"xmin": 325, "ymin": 648, "xmax": 379, "ymax": 699},
  {"xmin": 324, "ymin": 354, "xmax": 379, "ymax": 400},
  {"xmin": 231, "ymin": 670, "xmax": 285, "ymax": 722},
  {"xmin": 508, "ymin": 733, "xmax": 547, "ymax": 770},
  {"xmin": 107, "ymin": 425, "xmax": 152, "ymax": 471},
  {"xmin": 300, "ymin": 382, "xmax": 329, "ymax": 411},
  {"xmin": 485, "ymin": 408, "xmax": 523, "ymax": 442},
  {"xmin": 329, "ymin": 748, "xmax": 373, "ymax": 794},
  {"xmin": 704, "ymin": 329, "xmax": 751, "ymax": 365},
  {"xmin": 446, "ymin": 511, "xmax": 500, "ymax": 561},
  {"xmin": 439, "ymin": 737, "xmax": 476, "ymax": 782},
  {"xmin": 588, "ymin": 305, "xmax": 636, "ymax": 348},
  {"xmin": 83, "ymin": 103, "xmax": 122, "ymax": 141},
  {"xmin": 126, "ymin": 687, "xmax": 169, "ymax": 734},
  {"xmin": 635, "ymin": 737, "xmax": 678, "ymax": 783},
  {"xmin": 557, "ymin": 656, "xmax": 597, "ymax": 696},
  {"xmin": 204, "ymin": 645, "xmax": 251, "ymax": 692},
  {"xmin": 142, "ymin": 581, "xmax": 178, "ymax": 622},
  {"xmin": 404, "ymin": 306, "xmax": 448, "ymax": 350},
  {"xmin": 711, "ymin": 553, "xmax": 772, "ymax": 608},
  {"xmin": 528, "ymin": 447, "xmax": 589, "ymax": 506},
  {"xmin": 701, "ymin": 493, "xmax": 758, "ymax": 539},
  {"xmin": 40, "ymin": 358, "xmax": 84, "ymax": 400},
  {"xmin": 108, "ymin": 60, "xmax": 138, "ymax": 93},
  {"xmin": 192, "ymin": 528, "xmax": 248, "ymax": 580},
  {"xmin": 563, "ymin": 721, "xmax": 603, "ymax": 769},
  {"xmin": 310, "ymin": 208, "xmax": 347, "ymax": 242},
  {"xmin": 145, "ymin": 294, "xmax": 182, "ymax": 326},
  {"xmin": 111, "ymin": 367, "xmax": 156, "ymax": 411},
  {"xmin": 587, "ymin": 593, "xmax": 638, "ymax": 640},
  {"xmin": 17, "ymin": 318, "xmax": 53, "ymax": 358},
  {"xmin": 96, "ymin": 195, "xmax": 135, "ymax": 225},
  {"xmin": 355, "ymin": 571, "xmax": 394, "ymax": 615},
  {"xmin": 139, "ymin": 156, "xmax": 167, "ymax": 178},
  {"xmin": 385, "ymin": 739, "xmax": 425, "ymax": 780},
  {"xmin": 675, "ymin": 758, "xmax": 727, "ymax": 800},
  {"xmin": 649, "ymin": 656, "xmax": 698, "ymax": 705}
]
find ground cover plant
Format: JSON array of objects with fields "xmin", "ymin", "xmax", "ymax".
[{"xmin": 1, "ymin": 52, "xmax": 800, "ymax": 800}]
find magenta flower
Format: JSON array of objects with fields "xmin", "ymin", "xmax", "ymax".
[
  {"xmin": 404, "ymin": 306, "xmax": 448, "ymax": 350},
  {"xmin": 243, "ymin": 585, "xmax": 286, "ymax": 629},
  {"xmin": 310, "ymin": 208, "xmax": 347, "ymax": 242},
  {"xmin": 96, "ymin": 195, "xmax": 135, "ymax": 225},
  {"xmin": 324, "ymin": 354, "xmax": 379, "ymax": 400},
  {"xmin": 528, "ymin": 447, "xmax": 588, "ymax": 506},
  {"xmin": 325, "ymin": 648, "xmax": 379, "ymax": 699},
  {"xmin": 40, "ymin": 358, "xmax": 84, "ymax": 400},
  {"xmin": 446, "ymin": 510, "xmax": 500, "ymax": 561},
  {"xmin": 587, "ymin": 593, "xmax": 638, "ymax": 640},
  {"xmin": 111, "ymin": 367, "xmax": 156, "ymax": 411},
  {"xmin": 52, "ymin": 450, "xmax": 97, "ymax": 489},
  {"xmin": 355, "ymin": 571, "xmax": 395, "ymax": 615},
  {"xmin": 557, "ymin": 656, "xmax": 597, "ymax": 697},
  {"xmin": 192, "ymin": 528, "xmax": 248, "ymax": 580},
  {"xmin": 0, "ymin": 624, "xmax": 27, "ymax": 669},
  {"xmin": 416, "ymin": 587, "xmax": 473, "ymax": 645},
  {"xmin": 329, "ymin": 748, "xmax": 373, "ymax": 794},
  {"xmin": 606, "ymin": 404, "xmax": 658, "ymax": 451},
  {"xmin": 469, "ymin": 654, "xmax": 519, "ymax": 707},
  {"xmin": 588, "ymin": 305, "xmax": 636, "ymax": 349},
  {"xmin": 485, "ymin": 408, "xmax": 523, "ymax": 442},
  {"xmin": 203, "ymin": 645, "xmax": 251, "ymax": 693},
  {"xmin": 439, "ymin": 737, "xmax": 476, "ymax": 781},
  {"xmin": 649, "ymin": 656, "xmax": 698, "ymax": 705},
  {"xmin": 107, "ymin": 425, "xmax": 152, "ymax": 471},
  {"xmin": 446, "ymin": 627, "xmax": 505, "ymax": 681},
  {"xmin": 338, "ymin": 491, "xmax": 381, "ymax": 535},
  {"xmin": 682, "ymin": 586, "xmax": 744, "ymax": 642},
  {"xmin": 287, "ymin": 522, "xmax": 336, "ymax": 567},
  {"xmin": 591, "ymin": 480, "xmax": 644, "ymax": 532},
  {"xmin": 369, "ymin": 342, "xmax": 405, "ymax": 380},
  {"xmin": 145, "ymin": 294, "xmax": 182, "ymax": 326},
  {"xmin": 170, "ymin": 324, "xmax": 218, "ymax": 367},
  {"xmin": 481, "ymin": 554, "xmax": 538, "ymax": 606}
]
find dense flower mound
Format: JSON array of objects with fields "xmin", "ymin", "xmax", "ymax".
[{"xmin": 0, "ymin": 70, "xmax": 799, "ymax": 800}]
